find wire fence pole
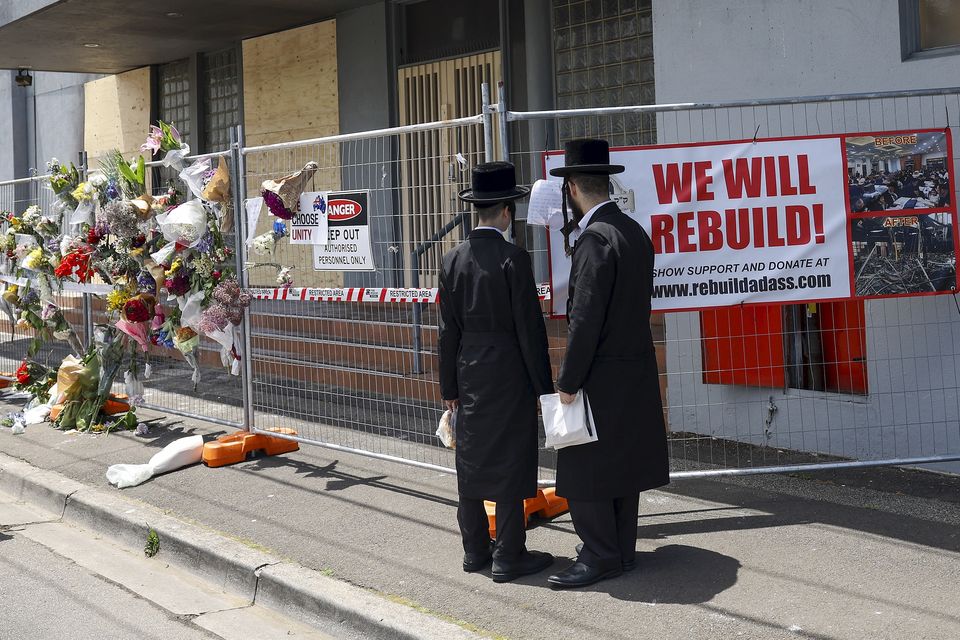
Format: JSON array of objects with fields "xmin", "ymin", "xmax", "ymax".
[
  {"xmin": 231, "ymin": 125, "xmax": 254, "ymax": 432},
  {"xmin": 497, "ymin": 81, "xmax": 510, "ymax": 162},
  {"xmin": 77, "ymin": 150, "xmax": 93, "ymax": 351},
  {"xmin": 482, "ymin": 82, "xmax": 495, "ymax": 163}
]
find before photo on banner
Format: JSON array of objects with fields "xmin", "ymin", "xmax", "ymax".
[{"xmin": 537, "ymin": 128, "xmax": 956, "ymax": 316}]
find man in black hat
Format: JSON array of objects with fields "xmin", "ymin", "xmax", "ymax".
[
  {"xmin": 438, "ymin": 161, "xmax": 555, "ymax": 582},
  {"xmin": 546, "ymin": 139, "xmax": 669, "ymax": 589}
]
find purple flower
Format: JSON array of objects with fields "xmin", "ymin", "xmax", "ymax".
[
  {"xmin": 262, "ymin": 189, "xmax": 294, "ymax": 220},
  {"xmin": 21, "ymin": 289, "xmax": 39, "ymax": 306},
  {"xmin": 136, "ymin": 270, "xmax": 156, "ymax": 292},
  {"xmin": 105, "ymin": 180, "xmax": 120, "ymax": 201},
  {"xmin": 195, "ymin": 232, "xmax": 214, "ymax": 254},
  {"xmin": 40, "ymin": 304, "xmax": 58, "ymax": 321}
]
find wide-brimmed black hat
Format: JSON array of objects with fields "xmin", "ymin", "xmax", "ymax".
[
  {"xmin": 458, "ymin": 161, "xmax": 530, "ymax": 204},
  {"xmin": 549, "ymin": 139, "xmax": 624, "ymax": 177}
]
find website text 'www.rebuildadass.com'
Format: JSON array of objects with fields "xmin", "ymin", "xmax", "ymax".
[{"xmin": 652, "ymin": 270, "xmax": 833, "ymax": 299}]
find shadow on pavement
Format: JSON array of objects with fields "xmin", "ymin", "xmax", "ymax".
[
  {"xmin": 504, "ymin": 544, "xmax": 741, "ymax": 604},
  {"xmin": 663, "ymin": 478, "xmax": 960, "ymax": 554},
  {"xmin": 239, "ymin": 454, "xmax": 460, "ymax": 507}
]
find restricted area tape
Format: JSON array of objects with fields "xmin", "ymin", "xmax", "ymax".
[
  {"xmin": 250, "ymin": 283, "xmax": 553, "ymax": 304},
  {"xmin": 0, "ymin": 273, "xmax": 552, "ymax": 305}
]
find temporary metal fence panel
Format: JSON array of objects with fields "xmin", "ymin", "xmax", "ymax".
[
  {"xmin": 505, "ymin": 86, "xmax": 960, "ymax": 477},
  {"xmin": 3, "ymin": 87, "xmax": 959, "ymax": 481},
  {"xmin": 0, "ymin": 174, "xmax": 77, "ymax": 379},
  {"xmin": 239, "ymin": 116, "xmax": 486, "ymax": 476}
]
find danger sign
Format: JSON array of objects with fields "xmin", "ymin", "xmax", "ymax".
[{"xmin": 312, "ymin": 190, "xmax": 375, "ymax": 271}]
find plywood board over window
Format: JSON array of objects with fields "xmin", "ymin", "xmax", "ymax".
[
  {"xmin": 397, "ymin": 51, "xmax": 501, "ymax": 287},
  {"xmin": 242, "ymin": 20, "xmax": 342, "ymax": 287},
  {"xmin": 83, "ymin": 67, "xmax": 151, "ymax": 161}
]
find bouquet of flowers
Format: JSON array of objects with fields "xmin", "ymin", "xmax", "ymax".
[{"xmin": 14, "ymin": 359, "xmax": 56, "ymax": 403}]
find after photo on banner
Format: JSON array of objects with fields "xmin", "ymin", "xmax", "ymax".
[{"xmin": 539, "ymin": 128, "xmax": 957, "ymax": 316}]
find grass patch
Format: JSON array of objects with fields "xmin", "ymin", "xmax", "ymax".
[{"xmin": 381, "ymin": 592, "xmax": 510, "ymax": 639}]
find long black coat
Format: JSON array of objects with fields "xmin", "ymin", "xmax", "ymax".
[
  {"xmin": 556, "ymin": 203, "xmax": 669, "ymax": 500},
  {"xmin": 439, "ymin": 229, "xmax": 554, "ymax": 501}
]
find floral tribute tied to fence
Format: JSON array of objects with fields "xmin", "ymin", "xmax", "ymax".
[{"xmin": 1, "ymin": 121, "xmax": 253, "ymax": 435}]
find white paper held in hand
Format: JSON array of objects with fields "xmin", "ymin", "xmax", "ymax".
[{"xmin": 540, "ymin": 391, "xmax": 598, "ymax": 449}]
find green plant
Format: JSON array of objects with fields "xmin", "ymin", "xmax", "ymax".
[{"xmin": 144, "ymin": 528, "xmax": 160, "ymax": 557}]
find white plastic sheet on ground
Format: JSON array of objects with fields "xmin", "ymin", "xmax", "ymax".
[{"xmin": 106, "ymin": 434, "xmax": 204, "ymax": 488}]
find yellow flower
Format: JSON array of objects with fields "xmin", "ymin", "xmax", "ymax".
[
  {"xmin": 165, "ymin": 258, "xmax": 182, "ymax": 277},
  {"xmin": 21, "ymin": 247, "xmax": 45, "ymax": 270},
  {"xmin": 106, "ymin": 289, "xmax": 131, "ymax": 313},
  {"xmin": 71, "ymin": 182, "xmax": 93, "ymax": 202}
]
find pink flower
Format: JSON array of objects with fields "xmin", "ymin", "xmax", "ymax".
[
  {"xmin": 116, "ymin": 319, "xmax": 150, "ymax": 352},
  {"xmin": 151, "ymin": 307, "xmax": 165, "ymax": 331},
  {"xmin": 140, "ymin": 126, "xmax": 163, "ymax": 155}
]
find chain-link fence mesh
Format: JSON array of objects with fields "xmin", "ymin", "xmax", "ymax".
[
  {"xmin": 240, "ymin": 118, "xmax": 487, "ymax": 476},
  {"xmin": 506, "ymin": 88, "xmax": 960, "ymax": 476}
]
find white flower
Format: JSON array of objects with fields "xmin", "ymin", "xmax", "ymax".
[
  {"xmin": 276, "ymin": 266, "xmax": 294, "ymax": 285},
  {"xmin": 251, "ymin": 231, "xmax": 276, "ymax": 257},
  {"xmin": 21, "ymin": 205, "xmax": 42, "ymax": 227}
]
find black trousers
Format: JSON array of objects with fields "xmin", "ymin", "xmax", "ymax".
[
  {"xmin": 458, "ymin": 497, "xmax": 525, "ymax": 559},
  {"xmin": 568, "ymin": 494, "xmax": 640, "ymax": 571}
]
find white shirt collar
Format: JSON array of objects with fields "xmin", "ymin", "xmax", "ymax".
[
  {"xmin": 473, "ymin": 226, "xmax": 503, "ymax": 233},
  {"xmin": 574, "ymin": 200, "xmax": 613, "ymax": 239}
]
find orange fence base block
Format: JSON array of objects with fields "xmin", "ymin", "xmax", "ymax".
[
  {"xmin": 483, "ymin": 488, "xmax": 570, "ymax": 539},
  {"xmin": 536, "ymin": 487, "xmax": 569, "ymax": 519},
  {"xmin": 102, "ymin": 395, "xmax": 130, "ymax": 415},
  {"xmin": 202, "ymin": 428, "xmax": 299, "ymax": 468},
  {"xmin": 49, "ymin": 394, "xmax": 130, "ymax": 422}
]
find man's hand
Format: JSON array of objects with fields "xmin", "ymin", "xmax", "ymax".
[
  {"xmin": 444, "ymin": 399, "xmax": 459, "ymax": 412},
  {"xmin": 559, "ymin": 390, "xmax": 577, "ymax": 405}
]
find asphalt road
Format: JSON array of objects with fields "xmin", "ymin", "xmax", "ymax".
[{"xmin": 0, "ymin": 531, "xmax": 218, "ymax": 640}]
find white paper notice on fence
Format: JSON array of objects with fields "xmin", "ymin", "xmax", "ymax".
[
  {"xmin": 244, "ymin": 197, "xmax": 263, "ymax": 247},
  {"xmin": 313, "ymin": 190, "xmax": 376, "ymax": 271},
  {"xmin": 293, "ymin": 192, "xmax": 331, "ymax": 245},
  {"xmin": 526, "ymin": 179, "xmax": 563, "ymax": 226}
]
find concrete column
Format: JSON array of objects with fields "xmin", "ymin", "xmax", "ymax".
[{"xmin": 521, "ymin": 0, "xmax": 554, "ymax": 276}]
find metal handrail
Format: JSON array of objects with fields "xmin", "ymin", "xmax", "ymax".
[
  {"xmin": 241, "ymin": 114, "xmax": 485, "ymax": 155},
  {"xmin": 504, "ymin": 85, "xmax": 960, "ymax": 121}
]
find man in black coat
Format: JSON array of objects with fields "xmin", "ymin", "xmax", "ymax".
[
  {"xmin": 545, "ymin": 139, "xmax": 670, "ymax": 589},
  {"xmin": 438, "ymin": 161, "xmax": 555, "ymax": 583}
]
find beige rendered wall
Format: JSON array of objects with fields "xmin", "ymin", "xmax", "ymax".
[
  {"xmin": 243, "ymin": 20, "xmax": 342, "ymax": 288},
  {"xmin": 83, "ymin": 67, "xmax": 151, "ymax": 161}
]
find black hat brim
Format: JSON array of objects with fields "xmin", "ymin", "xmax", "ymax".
[
  {"xmin": 549, "ymin": 163, "xmax": 625, "ymax": 177},
  {"xmin": 458, "ymin": 185, "xmax": 530, "ymax": 204}
]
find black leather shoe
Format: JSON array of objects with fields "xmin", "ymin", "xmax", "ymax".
[
  {"xmin": 548, "ymin": 561, "xmax": 622, "ymax": 589},
  {"xmin": 574, "ymin": 543, "xmax": 637, "ymax": 572},
  {"xmin": 491, "ymin": 550, "xmax": 554, "ymax": 583},
  {"xmin": 463, "ymin": 549, "xmax": 492, "ymax": 572}
]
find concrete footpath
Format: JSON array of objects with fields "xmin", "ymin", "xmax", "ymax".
[{"xmin": 1, "ymin": 402, "xmax": 959, "ymax": 640}]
